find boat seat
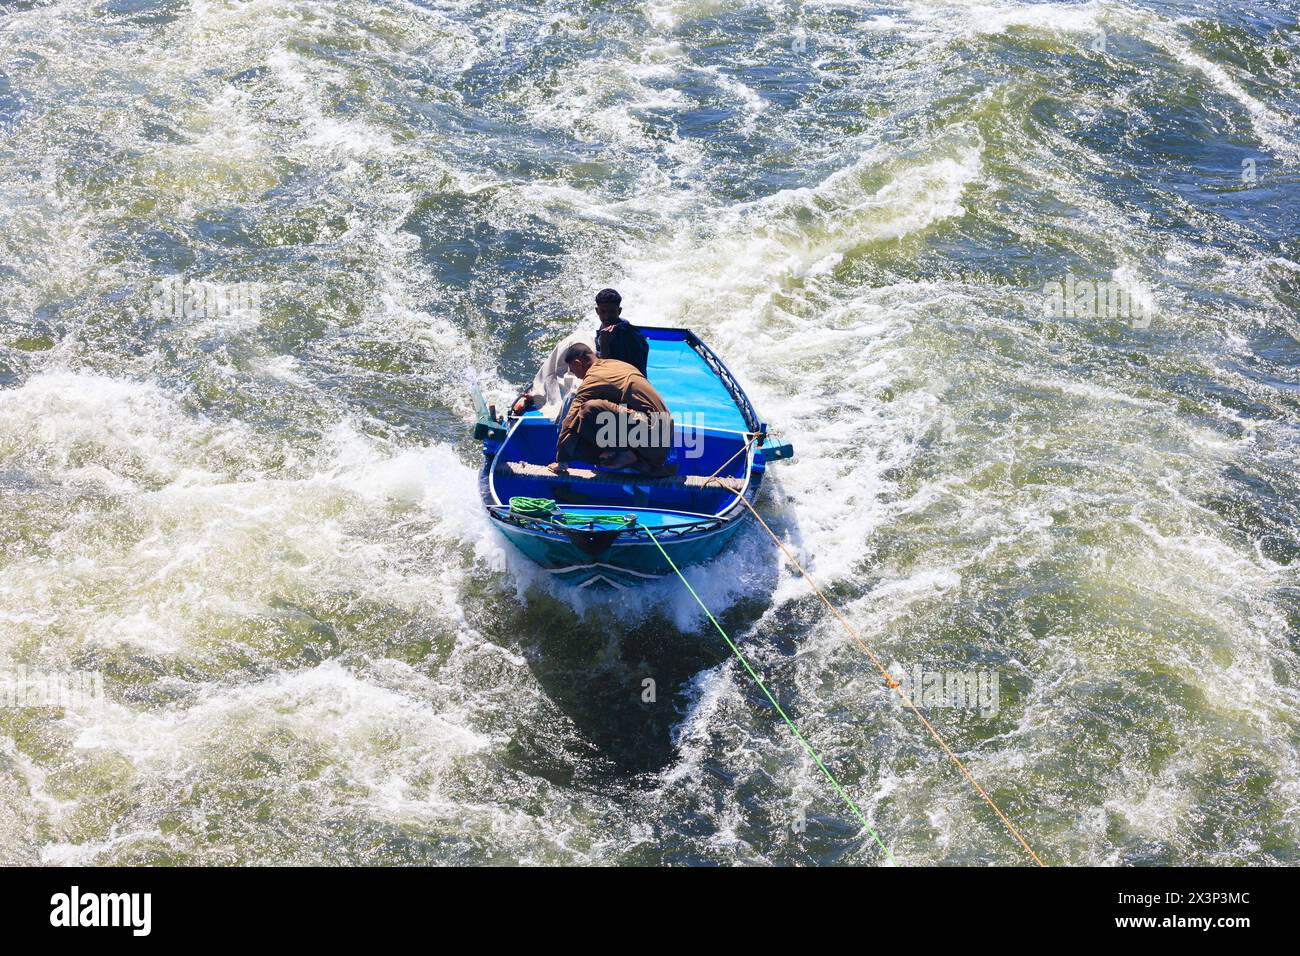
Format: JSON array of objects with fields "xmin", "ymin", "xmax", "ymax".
[{"xmin": 497, "ymin": 460, "xmax": 744, "ymax": 493}]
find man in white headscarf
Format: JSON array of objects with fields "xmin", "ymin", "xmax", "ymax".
[{"xmin": 510, "ymin": 327, "xmax": 596, "ymax": 421}]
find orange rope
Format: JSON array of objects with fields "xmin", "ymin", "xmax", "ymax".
[
  {"xmin": 722, "ymin": 486, "xmax": 1046, "ymax": 867},
  {"xmin": 700, "ymin": 433, "xmax": 758, "ymax": 485}
]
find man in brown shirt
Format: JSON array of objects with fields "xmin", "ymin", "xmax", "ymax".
[{"xmin": 550, "ymin": 343, "xmax": 674, "ymax": 476}]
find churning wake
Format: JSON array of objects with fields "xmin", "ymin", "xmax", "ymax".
[{"xmin": 1, "ymin": 0, "xmax": 1298, "ymax": 864}]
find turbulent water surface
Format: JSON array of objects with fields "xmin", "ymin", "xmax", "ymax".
[{"xmin": 1, "ymin": 0, "xmax": 1298, "ymax": 865}]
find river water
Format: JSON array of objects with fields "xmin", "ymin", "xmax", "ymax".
[{"xmin": 1, "ymin": 0, "xmax": 1298, "ymax": 865}]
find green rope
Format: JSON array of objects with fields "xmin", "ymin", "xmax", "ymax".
[
  {"xmin": 509, "ymin": 498, "xmax": 636, "ymax": 530},
  {"xmin": 509, "ymin": 496, "xmax": 559, "ymax": 519},
  {"xmin": 551, "ymin": 512, "xmax": 636, "ymax": 529},
  {"xmin": 641, "ymin": 524, "xmax": 898, "ymax": 866}
]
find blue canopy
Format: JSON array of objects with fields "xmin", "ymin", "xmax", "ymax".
[{"xmin": 639, "ymin": 327, "xmax": 750, "ymax": 433}]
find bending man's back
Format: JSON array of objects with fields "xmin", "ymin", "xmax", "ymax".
[{"xmin": 551, "ymin": 345, "xmax": 674, "ymax": 476}]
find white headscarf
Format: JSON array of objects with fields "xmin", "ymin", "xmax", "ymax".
[{"xmin": 526, "ymin": 328, "xmax": 597, "ymax": 421}]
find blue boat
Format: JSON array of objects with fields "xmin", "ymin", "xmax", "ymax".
[{"xmin": 474, "ymin": 327, "xmax": 793, "ymax": 589}]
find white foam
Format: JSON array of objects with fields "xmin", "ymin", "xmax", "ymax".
[{"xmin": 1158, "ymin": 33, "xmax": 1300, "ymax": 161}]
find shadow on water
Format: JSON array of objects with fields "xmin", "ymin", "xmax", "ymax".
[
  {"xmin": 482, "ymin": 523, "xmax": 795, "ymax": 782},
  {"xmin": 520, "ymin": 606, "xmax": 734, "ymax": 778}
]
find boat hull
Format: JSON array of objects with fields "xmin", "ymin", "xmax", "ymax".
[{"xmin": 489, "ymin": 506, "xmax": 749, "ymax": 589}]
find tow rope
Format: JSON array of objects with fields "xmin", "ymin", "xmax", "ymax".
[
  {"xmin": 723, "ymin": 492, "xmax": 1047, "ymax": 867},
  {"xmin": 642, "ymin": 523, "xmax": 898, "ymax": 866}
]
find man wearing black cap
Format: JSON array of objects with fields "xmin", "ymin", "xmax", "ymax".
[
  {"xmin": 593, "ymin": 288, "xmax": 649, "ymax": 377},
  {"xmin": 510, "ymin": 288, "xmax": 650, "ymax": 418}
]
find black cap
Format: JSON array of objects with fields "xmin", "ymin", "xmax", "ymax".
[{"xmin": 595, "ymin": 288, "xmax": 621, "ymax": 306}]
